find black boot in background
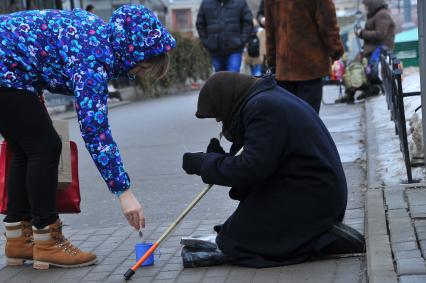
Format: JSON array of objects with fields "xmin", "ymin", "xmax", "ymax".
[
  {"xmin": 335, "ymin": 89, "xmax": 355, "ymax": 104},
  {"xmin": 357, "ymin": 84, "xmax": 381, "ymax": 100}
]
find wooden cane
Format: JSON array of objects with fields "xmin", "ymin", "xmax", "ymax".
[{"xmin": 124, "ymin": 147, "xmax": 244, "ymax": 280}]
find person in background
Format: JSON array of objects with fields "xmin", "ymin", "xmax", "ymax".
[
  {"xmin": 0, "ymin": 5, "xmax": 175, "ymax": 269},
  {"xmin": 85, "ymin": 4, "xmax": 94, "ymax": 13},
  {"xmin": 264, "ymin": 0, "xmax": 344, "ymax": 114},
  {"xmin": 256, "ymin": 0, "xmax": 265, "ymax": 28},
  {"xmin": 181, "ymin": 72, "xmax": 364, "ymax": 268},
  {"xmin": 243, "ymin": 22, "xmax": 264, "ymax": 77},
  {"xmin": 196, "ymin": 0, "xmax": 253, "ymax": 73},
  {"xmin": 355, "ymin": 0, "xmax": 395, "ymax": 100}
]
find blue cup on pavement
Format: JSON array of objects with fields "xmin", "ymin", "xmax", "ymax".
[{"xmin": 135, "ymin": 243, "xmax": 160, "ymax": 267}]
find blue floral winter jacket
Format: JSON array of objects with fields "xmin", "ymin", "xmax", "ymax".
[{"xmin": 0, "ymin": 5, "xmax": 176, "ymax": 195}]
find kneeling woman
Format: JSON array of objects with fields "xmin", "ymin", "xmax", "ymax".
[{"xmin": 182, "ymin": 72, "xmax": 364, "ymax": 268}]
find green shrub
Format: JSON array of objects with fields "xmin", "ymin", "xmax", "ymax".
[{"xmin": 138, "ymin": 32, "xmax": 212, "ymax": 97}]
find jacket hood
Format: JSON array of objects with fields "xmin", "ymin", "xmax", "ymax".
[
  {"xmin": 363, "ymin": 0, "xmax": 388, "ymax": 17},
  {"xmin": 109, "ymin": 5, "xmax": 176, "ymax": 76}
]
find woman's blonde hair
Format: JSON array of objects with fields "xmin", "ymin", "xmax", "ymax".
[{"xmin": 144, "ymin": 53, "xmax": 171, "ymax": 80}]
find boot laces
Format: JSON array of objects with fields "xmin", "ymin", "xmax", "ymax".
[
  {"xmin": 22, "ymin": 222, "xmax": 34, "ymax": 244},
  {"xmin": 52, "ymin": 224, "xmax": 80, "ymax": 255}
]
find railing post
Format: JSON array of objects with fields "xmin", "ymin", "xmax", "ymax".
[
  {"xmin": 419, "ymin": 1, "xmax": 426, "ymax": 171},
  {"xmin": 395, "ymin": 68, "xmax": 413, "ymax": 183}
]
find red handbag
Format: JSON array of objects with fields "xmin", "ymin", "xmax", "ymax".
[
  {"xmin": 0, "ymin": 141, "xmax": 81, "ymax": 214},
  {"xmin": 0, "ymin": 142, "xmax": 12, "ymax": 212}
]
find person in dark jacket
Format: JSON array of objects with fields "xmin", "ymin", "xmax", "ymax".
[
  {"xmin": 196, "ymin": 0, "xmax": 253, "ymax": 72},
  {"xmin": 181, "ymin": 72, "xmax": 364, "ymax": 268},
  {"xmin": 0, "ymin": 5, "xmax": 175, "ymax": 269},
  {"xmin": 264, "ymin": 0, "xmax": 344, "ymax": 113}
]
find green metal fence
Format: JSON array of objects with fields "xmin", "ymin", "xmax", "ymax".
[{"xmin": 394, "ymin": 28, "xmax": 420, "ymax": 68}]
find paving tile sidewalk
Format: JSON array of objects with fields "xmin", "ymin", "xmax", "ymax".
[
  {"xmin": 382, "ymin": 186, "xmax": 426, "ymax": 283},
  {"xmin": 365, "ymin": 186, "xmax": 426, "ymax": 283},
  {"xmin": 364, "ymin": 97, "xmax": 426, "ymax": 283},
  {"xmin": 0, "ymin": 216, "xmax": 365, "ymax": 283}
]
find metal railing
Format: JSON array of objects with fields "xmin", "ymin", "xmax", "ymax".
[{"xmin": 380, "ymin": 49, "xmax": 421, "ymax": 183}]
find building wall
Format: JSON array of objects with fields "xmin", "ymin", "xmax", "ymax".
[
  {"xmin": 82, "ymin": 0, "xmax": 142, "ymax": 21},
  {"xmin": 165, "ymin": 0, "xmax": 202, "ymax": 37}
]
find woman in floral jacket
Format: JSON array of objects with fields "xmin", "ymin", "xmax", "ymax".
[{"xmin": 0, "ymin": 5, "xmax": 175, "ymax": 269}]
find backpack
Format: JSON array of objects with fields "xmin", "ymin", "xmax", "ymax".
[{"xmin": 247, "ymin": 33, "xmax": 260, "ymax": 58}]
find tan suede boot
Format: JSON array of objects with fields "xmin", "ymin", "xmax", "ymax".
[
  {"xmin": 4, "ymin": 221, "xmax": 33, "ymax": 265},
  {"xmin": 32, "ymin": 219, "xmax": 97, "ymax": 269}
]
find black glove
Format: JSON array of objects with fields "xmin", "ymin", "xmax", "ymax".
[
  {"xmin": 229, "ymin": 186, "xmax": 251, "ymax": 201},
  {"xmin": 206, "ymin": 138, "xmax": 226, "ymax": 154},
  {"xmin": 182, "ymin": 152, "xmax": 205, "ymax": 175}
]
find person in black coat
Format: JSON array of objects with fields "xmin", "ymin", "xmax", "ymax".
[
  {"xmin": 196, "ymin": 0, "xmax": 253, "ymax": 73},
  {"xmin": 182, "ymin": 72, "xmax": 364, "ymax": 268}
]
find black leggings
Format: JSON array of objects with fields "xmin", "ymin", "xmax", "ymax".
[{"xmin": 0, "ymin": 88, "xmax": 60, "ymax": 228}]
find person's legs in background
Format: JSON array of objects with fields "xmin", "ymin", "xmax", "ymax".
[
  {"xmin": 211, "ymin": 55, "xmax": 227, "ymax": 72},
  {"xmin": 226, "ymin": 52, "xmax": 242, "ymax": 73},
  {"xmin": 277, "ymin": 79, "xmax": 323, "ymax": 114},
  {"xmin": 295, "ymin": 79, "xmax": 323, "ymax": 113},
  {"xmin": 277, "ymin": 81, "xmax": 298, "ymax": 96},
  {"xmin": 335, "ymin": 87, "xmax": 356, "ymax": 104},
  {"xmin": 250, "ymin": 64, "xmax": 262, "ymax": 76},
  {"xmin": 356, "ymin": 83, "xmax": 381, "ymax": 100}
]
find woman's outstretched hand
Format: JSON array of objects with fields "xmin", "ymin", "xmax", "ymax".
[{"xmin": 119, "ymin": 189, "xmax": 145, "ymax": 230}]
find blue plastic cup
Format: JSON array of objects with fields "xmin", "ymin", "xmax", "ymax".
[{"xmin": 135, "ymin": 243, "xmax": 160, "ymax": 267}]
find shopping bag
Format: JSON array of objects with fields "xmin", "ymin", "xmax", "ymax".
[
  {"xmin": 53, "ymin": 120, "xmax": 72, "ymax": 190},
  {"xmin": 0, "ymin": 141, "xmax": 12, "ymax": 213},
  {"xmin": 56, "ymin": 141, "xmax": 81, "ymax": 213},
  {"xmin": 343, "ymin": 61, "xmax": 367, "ymax": 89},
  {"xmin": 0, "ymin": 141, "xmax": 81, "ymax": 214}
]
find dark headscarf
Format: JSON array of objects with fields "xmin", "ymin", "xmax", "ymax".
[{"xmin": 196, "ymin": 72, "xmax": 260, "ymax": 141}]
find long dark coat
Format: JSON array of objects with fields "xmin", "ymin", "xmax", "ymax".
[{"xmin": 199, "ymin": 77, "xmax": 348, "ymax": 267}]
